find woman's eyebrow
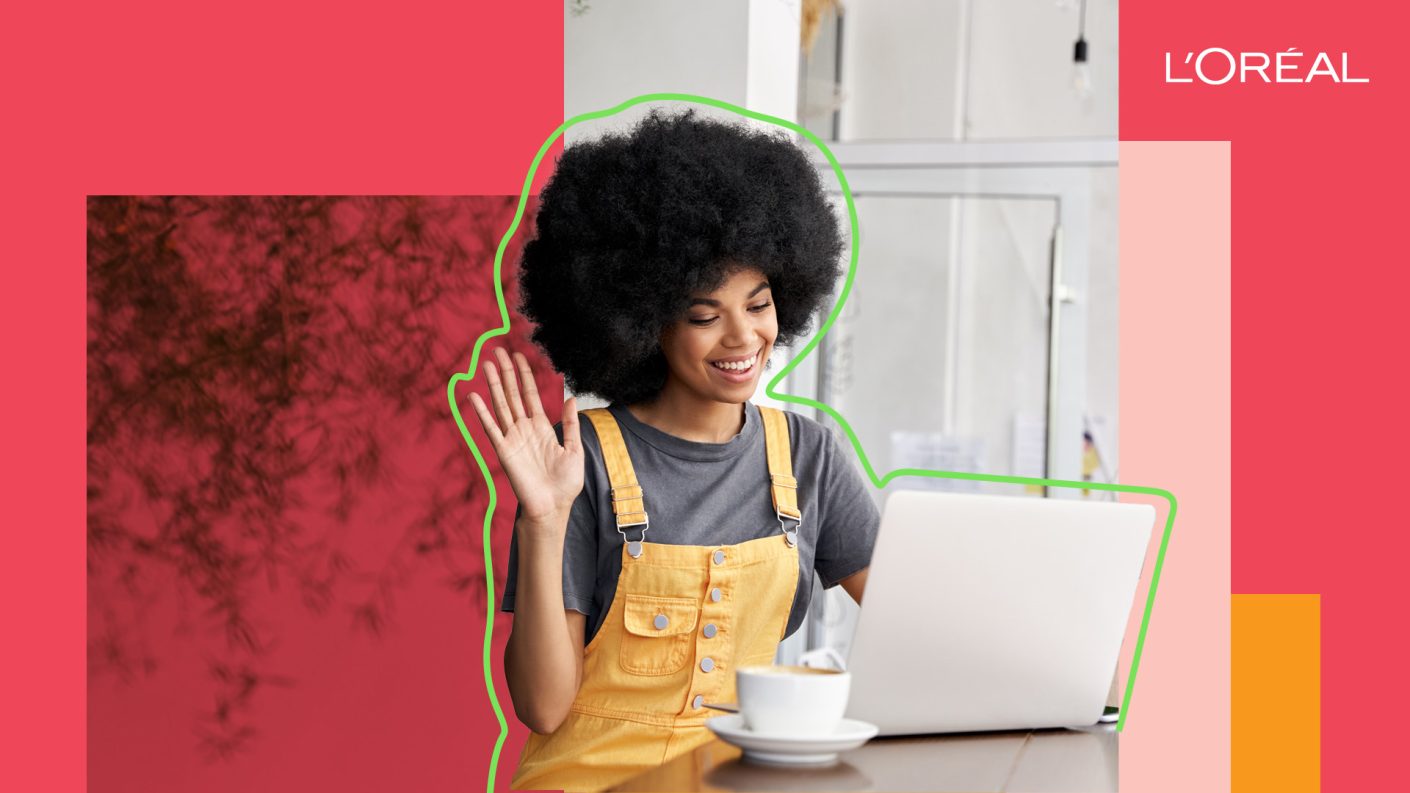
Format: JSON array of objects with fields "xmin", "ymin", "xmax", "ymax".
[{"xmin": 688, "ymin": 282, "xmax": 772, "ymax": 308}]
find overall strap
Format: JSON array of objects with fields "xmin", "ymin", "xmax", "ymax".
[
  {"xmin": 759, "ymin": 406, "xmax": 801, "ymax": 546},
  {"xmin": 582, "ymin": 409, "xmax": 647, "ymax": 530}
]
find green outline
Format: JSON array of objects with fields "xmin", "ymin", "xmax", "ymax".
[{"xmin": 446, "ymin": 93, "xmax": 1177, "ymax": 790}]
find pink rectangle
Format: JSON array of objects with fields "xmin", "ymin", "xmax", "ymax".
[{"xmin": 1119, "ymin": 141, "xmax": 1232, "ymax": 792}]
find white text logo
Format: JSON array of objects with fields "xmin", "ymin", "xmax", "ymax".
[{"xmin": 1164, "ymin": 49, "xmax": 1369, "ymax": 84}]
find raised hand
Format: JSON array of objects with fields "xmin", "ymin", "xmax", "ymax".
[{"xmin": 468, "ymin": 348, "xmax": 584, "ymax": 529}]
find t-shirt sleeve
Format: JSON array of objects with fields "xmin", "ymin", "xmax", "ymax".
[
  {"xmin": 812, "ymin": 428, "xmax": 881, "ymax": 588},
  {"xmin": 499, "ymin": 421, "xmax": 600, "ymax": 616}
]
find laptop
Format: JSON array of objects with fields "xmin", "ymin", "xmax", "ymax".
[{"xmin": 843, "ymin": 490, "xmax": 1154, "ymax": 735}]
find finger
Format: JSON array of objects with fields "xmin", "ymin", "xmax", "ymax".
[
  {"xmin": 495, "ymin": 348, "xmax": 528, "ymax": 423},
  {"xmin": 513, "ymin": 352, "xmax": 543, "ymax": 421},
  {"xmin": 482, "ymin": 361, "xmax": 514, "ymax": 435},
  {"xmin": 467, "ymin": 392, "xmax": 505, "ymax": 446},
  {"xmin": 560, "ymin": 396, "xmax": 582, "ymax": 454}
]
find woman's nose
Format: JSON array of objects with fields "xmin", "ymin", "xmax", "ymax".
[{"xmin": 721, "ymin": 314, "xmax": 754, "ymax": 347}]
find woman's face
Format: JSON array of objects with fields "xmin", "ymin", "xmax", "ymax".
[{"xmin": 659, "ymin": 267, "xmax": 778, "ymax": 405}]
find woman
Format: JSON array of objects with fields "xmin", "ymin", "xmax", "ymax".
[{"xmin": 469, "ymin": 110, "xmax": 879, "ymax": 791}]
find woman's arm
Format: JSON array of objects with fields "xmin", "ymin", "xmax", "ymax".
[
  {"xmin": 468, "ymin": 348, "xmax": 588, "ymax": 734},
  {"xmin": 811, "ymin": 422, "xmax": 879, "ymax": 611},
  {"xmin": 503, "ymin": 511, "xmax": 587, "ymax": 734},
  {"xmin": 839, "ymin": 566, "xmax": 869, "ymax": 605}
]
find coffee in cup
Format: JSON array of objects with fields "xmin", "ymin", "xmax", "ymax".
[{"xmin": 735, "ymin": 664, "xmax": 851, "ymax": 736}]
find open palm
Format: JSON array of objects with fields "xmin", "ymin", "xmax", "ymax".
[{"xmin": 468, "ymin": 348, "xmax": 584, "ymax": 524}]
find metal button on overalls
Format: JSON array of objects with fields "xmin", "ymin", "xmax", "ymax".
[{"xmin": 510, "ymin": 406, "xmax": 804, "ymax": 793}]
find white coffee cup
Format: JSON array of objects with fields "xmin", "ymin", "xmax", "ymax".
[{"xmin": 735, "ymin": 665, "xmax": 851, "ymax": 736}]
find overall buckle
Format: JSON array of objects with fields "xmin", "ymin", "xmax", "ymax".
[
  {"xmin": 611, "ymin": 486, "xmax": 649, "ymax": 558},
  {"xmin": 777, "ymin": 510, "xmax": 801, "ymax": 547}
]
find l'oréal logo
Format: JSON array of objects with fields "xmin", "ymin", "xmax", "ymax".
[{"xmin": 1165, "ymin": 48, "xmax": 1369, "ymax": 84}]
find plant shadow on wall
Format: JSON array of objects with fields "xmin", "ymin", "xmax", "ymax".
[{"xmin": 86, "ymin": 196, "xmax": 534, "ymax": 761}]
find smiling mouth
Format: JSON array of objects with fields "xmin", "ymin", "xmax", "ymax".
[{"xmin": 710, "ymin": 351, "xmax": 760, "ymax": 374}]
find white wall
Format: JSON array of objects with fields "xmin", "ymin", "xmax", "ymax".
[
  {"xmin": 826, "ymin": 0, "xmax": 1120, "ymax": 484},
  {"xmin": 839, "ymin": 0, "xmax": 1118, "ymax": 140},
  {"xmin": 747, "ymin": 0, "xmax": 805, "ymax": 123},
  {"xmin": 838, "ymin": 0, "xmax": 967, "ymax": 140},
  {"xmin": 564, "ymin": 0, "xmax": 801, "ymax": 142},
  {"xmin": 966, "ymin": 0, "xmax": 1119, "ymax": 138}
]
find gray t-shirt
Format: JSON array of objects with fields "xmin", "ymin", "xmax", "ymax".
[{"xmin": 501, "ymin": 402, "xmax": 880, "ymax": 643}]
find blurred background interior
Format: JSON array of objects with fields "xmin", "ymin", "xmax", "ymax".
[{"xmin": 565, "ymin": 0, "xmax": 1120, "ymax": 663}]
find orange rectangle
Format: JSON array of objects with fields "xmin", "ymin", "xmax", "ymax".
[{"xmin": 1233, "ymin": 594, "xmax": 1321, "ymax": 792}]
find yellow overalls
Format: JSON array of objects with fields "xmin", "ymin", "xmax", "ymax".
[{"xmin": 510, "ymin": 406, "xmax": 803, "ymax": 792}]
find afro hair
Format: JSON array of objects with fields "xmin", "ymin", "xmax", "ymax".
[{"xmin": 518, "ymin": 109, "xmax": 845, "ymax": 405}]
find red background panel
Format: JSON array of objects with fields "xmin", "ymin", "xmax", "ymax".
[
  {"xmin": 1121, "ymin": 3, "xmax": 1408, "ymax": 790},
  {"xmin": 1, "ymin": 3, "xmax": 560, "ymax": 792}
]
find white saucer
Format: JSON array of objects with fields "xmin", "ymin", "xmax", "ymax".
[{"xmin": 705, "ymin": 715, "xmax": 879, "ymax": 766}]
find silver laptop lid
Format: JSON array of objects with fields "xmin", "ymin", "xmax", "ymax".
[{"xmin": 845, "ymin": 491, "xmax": 1153, "ymax": 735}]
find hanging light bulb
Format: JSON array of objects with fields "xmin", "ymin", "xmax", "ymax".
[
  {"xmin": 1072, "ymin": 36, "xmax": 1092, "ymax": 98},
  {"xmin": 1071, "ymin": 0, "xmax": 1092, "ymax": 99}
]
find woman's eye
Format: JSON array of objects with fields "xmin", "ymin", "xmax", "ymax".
[{"xmin": 688, "ymin": 302, "xmax": 769, "ymax": 325}]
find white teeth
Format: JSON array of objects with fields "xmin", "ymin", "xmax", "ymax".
[{"xmin": 713, "ymin": 354, "xmax": 757, "ymax": 372}]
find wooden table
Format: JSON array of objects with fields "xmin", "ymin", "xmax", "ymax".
[{"xmin": 613, "ymin": 726, "xmax": 1117, "ymax": 792}]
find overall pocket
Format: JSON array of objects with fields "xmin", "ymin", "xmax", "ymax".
[{"xmin": 618, "ymin": 594, "xmax": 699, "ymax": 676}]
